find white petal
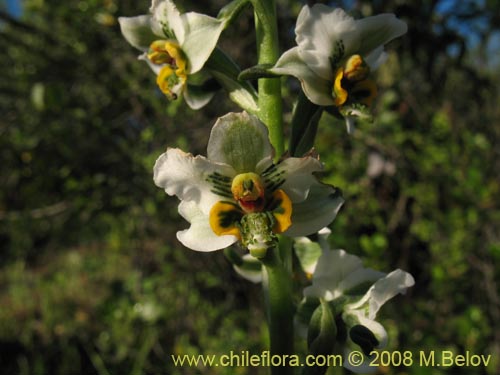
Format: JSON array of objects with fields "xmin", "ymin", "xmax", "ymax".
[
  {"xmin": 151, "ymin": 0, "xmax": 186, "ymax": 43},
  {"xmin": 271, "ymin": 48, "xmax": 333, "ymax": 106},
  {"xmin": 364, "ymin": 46, "xmax": 387, "ymax": 70},
  {"xmin": 139, "ymin": 53, "xmax": 163, "ymax": 74},
  {"xmin": 338, "ymin": 268, "xmax": 385, "ymax": 296},
  {"xmin": 207, "ymin": 112, "xmax": 273, "ymax": 174},
  {"xmin": 233, "ymin": 254, "xmax": 263, "ymax": 283},
  {"xmin": 118, "ymin": 15, "xmax": 157, "ymax": 51},
  {"xmin": 153, "ymin": 148, "xmax": 235, "ymax": 215},
  {"xmin": 177, "ymin": 200, "xmax": 237, "ymax": 251},
  {"xmin": 342, "ymin": 316, "xmax": 387, "ymax": 373},
  {"xmin": 295, "ymin": 5, "xmax": 360, "ymax": 76},
  {"xmin": 346, "ymin": 311, "xmax": 389, "ymax": 349},
  {"xmin": 274, "ymin": 155, "xmax": 324, "ymax": 202},
  {"xmin": 293, "ymin": 237, "xmax": 322, "ymax": 275},
  {"xmin": 183, "ymin": 85, "xmax": 215, "ymax": 110},
  {"xmin": 181, "ymin": 13, "xmax": 225, "ymax": 73},
  {"xmin": 285, "ymin": 181, "xmax": 344, "ymax": 237},
  {"xmin": 306, "ymin": 249, "xmax": 362, "ymax": 300},
  {"xmin": 343, "ymin": 348, "xmax": 378, "ymax": 374},
  {"xmin": 347, "ymin": 269, "xmax": 415, "ymax": 319},
  {"xmin": 317, "ymin": 227, "xmax": 332, "ymax": 251},
  {"xmin": 356, "ymin": 14, "xmax": 407, "ymax": 57}
]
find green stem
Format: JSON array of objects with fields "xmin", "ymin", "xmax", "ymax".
[
  {"xmin": 252, "ymin": 0, "xmax": 284, "ymax": 157},
  {"xmin": 251, "ymin": 3, "xmax": 293, "ymax": 373},
  {"xmin": 261, "ymin": 241, "xmax": 295, "ymax": 375}
]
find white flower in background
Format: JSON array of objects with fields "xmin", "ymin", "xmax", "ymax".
[
  {"xmin": 303, "ymin": 238, "xmax": 414, "ymax": 373},
  {"xmin": 153, "ymin": 112, "xmax": 343, "ymax": 257},
  {"xmin": 119, "ymin": 0, "xmax": 226, "ymax": 109},
  {"xmin": 270, "ymin": 5, "xmax": 407, "ymax": 132}
]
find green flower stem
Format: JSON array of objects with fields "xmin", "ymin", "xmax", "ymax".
[
  {"xmin": 261, "ymin": 242, "xmax": 295, "ymax": 375},
  {"xmin": 251, "ymin": 0, "xmax": 284, "ymax": 157}
]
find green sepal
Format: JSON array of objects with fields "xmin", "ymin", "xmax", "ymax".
[
  {"xmin": 205, "ymin": 48, "xmax": 259, "ymax": 115},
  {"xmin": 304, "ymin": 300, "xmax": 337, "ymax": 375},
  {"xmin": 218, "ymin": 0, "xmax": 252, "ymax": 27}
]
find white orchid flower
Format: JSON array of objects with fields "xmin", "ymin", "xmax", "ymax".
[
  {"xmin": 303, "ymin": 240, "xmax": 414, "ymax": 373},
  {"xmin": 270, "ymin": 5, "xmax": 407, "ymax": 132},
  {"xmin": 119, "ymin": 0, "xmax": 227, "ymax": 109},
  {"xmin": 153, "ymin": 112, "xmax": 343, "ymax": 257}
]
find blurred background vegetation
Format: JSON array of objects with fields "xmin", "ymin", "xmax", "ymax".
[{"xmin": 1, "ymin": 0, "xmax": 499, "ymax": 374}]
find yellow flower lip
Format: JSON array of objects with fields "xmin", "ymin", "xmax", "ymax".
[
  {"xmin": 343, "ymin": 54, "xmax": 369, "ymax": 82},
  {"xmin": 156, "ymin": 66, "xmax": 187, "ymax": 100},
  {"xmin": 231, "ymin": 172, "xmax": 265, "ymax": 213},
  {"xmin": 147, "ymin": 40, "xmax": 188, "ymax": 100},
  {"xmin": 332, "ymin": 54, "xmax": 376, "ymax": 108}
]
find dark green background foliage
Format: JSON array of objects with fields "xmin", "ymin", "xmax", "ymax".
[{"xmin": 1, "ymin": 0, "xmax": 499, "ymax": 374}]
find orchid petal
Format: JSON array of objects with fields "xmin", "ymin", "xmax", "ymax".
[
  {"xmin": 182, "ymin": 13, "xmax": 226, "ymax": 73},
  {"xmin": 285, "ymin": 181, "xmax": 343, "ymax": 237},
  {"xmin": 271, "ymin": 48, "xmax": 333, "ymax": 106},
  {"xmin": 349, "ymin": 313, "xmax": 389, "ymax": 349},
  {"xmin": 293, "ymin": 237, "xmax": 322, "ymax": 275},
  {"xmin": 304, "ymin": 249, "xmax": 362, "ymax": 300},
  {"xmin": 151, "ymin": 0, "xmax": 186, "ymax": 43},
  {"xmin": 118, "ymin": 15, "xmax": 158, "ymax": 51},
  {"xmin": 233, "ymin": 254, "xmax": 263, "ymax": 283},
  {"xmin": 183, "ymin": 84, "xmax": 216, "ymax": 110},
  {"xmin": 177, "ymin": 200, "xmax": 238, "ymax": 251},
  {"xmin": 295, "ymin": 5, "xmax": 359, "ymax": 79},
  {"xmin": 357, "ymin": 14, "xmax": 408, "ymax": 57},
  {"xmin": 153, "ymin": 148, "xmax": 235, "ymax": 215},
  {"xmin": 346, "ymin": 269, "xmax": 415, "ymax": 318},
  {"xmin": 273, "ymin": 155, "xmax": 324, "ymax": 202},
  {"xmin": 207, "ymin": 112, "xmax": 273, "ymax": 173},
  {"xmin": 364, "ymin": 46, "xmax": 387, "ymax": 70}
]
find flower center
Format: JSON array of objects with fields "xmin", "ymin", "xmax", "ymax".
[
  {"xmin": 332, "ymin": 54, "xmax": 377, "ymax": 107},
  {"xmin": 147, "ymin": 40, "xmax": 188, "ymax": 100},
  {"xmin": 231, "ymin": 172, "xmax": 265, "ymax": 213}
]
